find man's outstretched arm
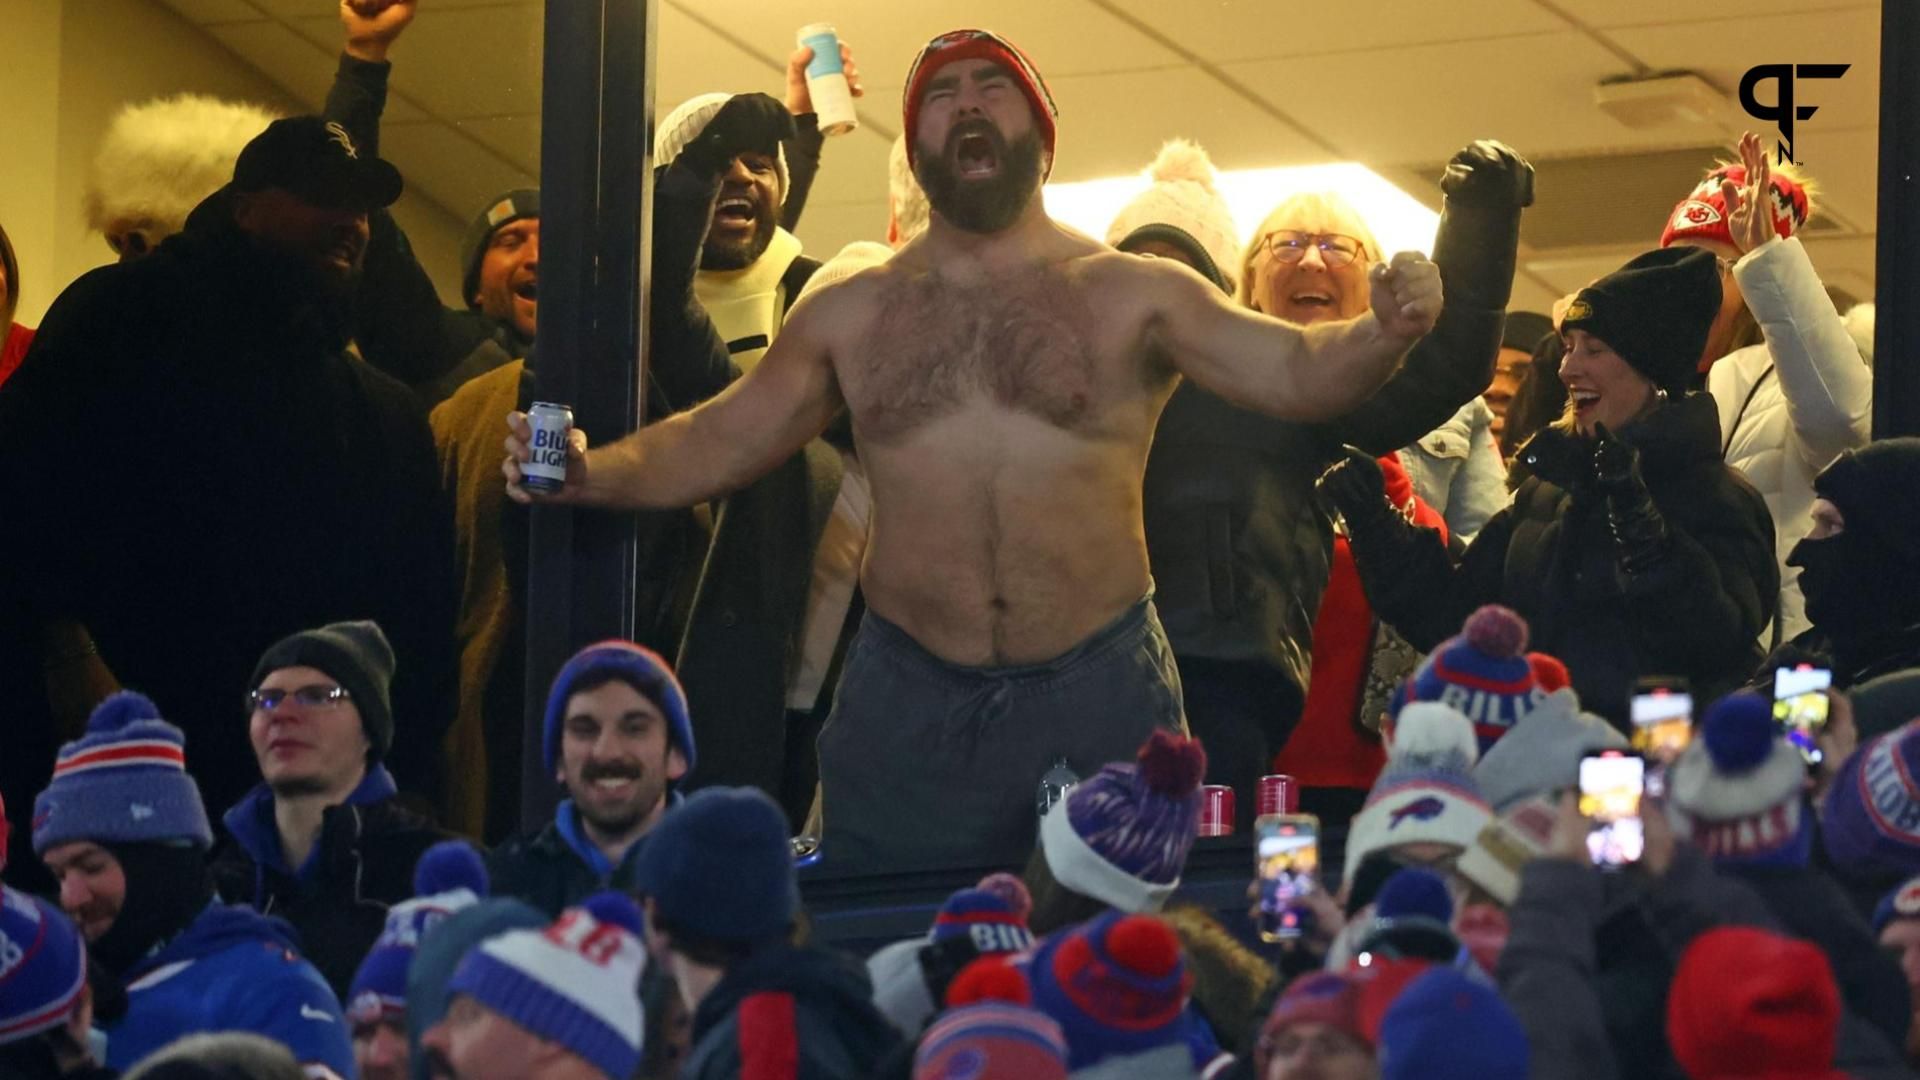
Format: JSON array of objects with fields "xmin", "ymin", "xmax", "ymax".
[
  {"xmin": 1143, "ymin": 251, "xmax": 1442, "ymax": 422},
  {"xmin": 504, "ymin": 285, "xmax": 845, "ymax": 510}
]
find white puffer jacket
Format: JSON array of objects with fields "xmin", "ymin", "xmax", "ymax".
[{"xmin": 1710, "ymin": 236, "xmax": 1871, "ymax": 644}]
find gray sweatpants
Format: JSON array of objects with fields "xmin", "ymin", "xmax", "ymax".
[{"xmin": 817, "ymin": 594, "xmax": 1187, "ymax": 871}]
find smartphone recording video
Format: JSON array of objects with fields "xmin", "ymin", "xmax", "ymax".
[
  {"xmin": 1631, "ymin": 679, "xmax": 1693, "ymax": 762},
  {"xmin": 1773, "ymin": 665, "xmax": 1832, "ymax": 765},
  {"xmin": 1255, "ymin": 814, "xmax": 1319, "ymax": 943},
  {"xmin": 1580, "ymin": 752, "xmax": 1645, "ymax": 870}
]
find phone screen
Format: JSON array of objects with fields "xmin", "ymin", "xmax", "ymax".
[
  {"xmin": 1580, "ymin": 753, "xmax": 1645, "ymax": 869},
  {"xmin": 1255, "ymin": 814, "xmax": 1320, "ymax": 943},
  {"xmin": 1631, "ymin": 688, "xmax": 1694, "ymax": 760},
  {"xmin": 1773, "ymin": 666, "xmax": 1832, "ymax": 764}
]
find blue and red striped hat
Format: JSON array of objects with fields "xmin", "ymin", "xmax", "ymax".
[
  {"xmin": 1399, "ymin": 606, "xmax": 1547, "ymax": 754},
  {"xmin": 33, "ymin": 690, "xmax": 212, "ymax": 854},
  {"xmin": 0, "ymin": 886, "xmax": 87, "ymax": 1047},
  {"xmin": 930, "ymin": 878, "xmax": 1035, "ymax": 955}
]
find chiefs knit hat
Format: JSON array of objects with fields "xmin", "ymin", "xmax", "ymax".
[
  {"xmin": 251, "ymin": 620, "xmax": 395, "ymax": 762},
  {"xmin": 1377, "ymin": 967, "xmax": 1527, "ymax": 1080},
  {"xmin": 1561, "ymin": 247, "xmax": 1722, "ymax": 396},
  {"xmin": 1821, "ymin": 718, "xmax": 1920, "ymax": 883},
  {"xmin": 347, "ymin": 841, "xmax": 490, "ymax": 1029},
  {"xmin": 1660, "ymin": 161, "xmax": 1811, "ymax": 251},
  {"xmin": 1473, "ymin": 688, "xmax": 1627, "ymax": 813},
  {"xmin": 460, "ymin": 189, "xmax": 539, "ymax": 308},
  {"xmin": 33, "ymin": 691, "xmax": 213, "ymax": 854},
  {"xmin": 1668, "ymin": 927, "xmax": 1848, "ymax": 1080},
  {"xmin": 904, "ymin": 29, "xmax": 1058, "ymax": 178},
  {"xmin": 1669, "ymin": 693, "xmax": 1811, "ymax": 866},
  {"xmin": 1039, "ymin": 731, "xmax": 1207, "ymax": 915},
  {"xmin": 1398, "ymin": 606, "xmax": 1548, "ymax": 753},
  {"xmin": 447, "ymin": 893, "xmax": 647, "ymax": 1080},
  {"xmin": 542, "ymin": 640, "xmax": 695, "ymax": 777},
  {"xmin": 1872, "ymin": 875, "xmax": 1920, "ymax": 936},
  {"xmin": 632, "ymin": 786, "xmax": 796, "ymax": 945},
  {"xmin": 1107, "ymin": 139, "xmax": 1242, "ymax": 294},
  {"xmin": 655, "ymin": 93, "xmax": 789, "ymax": 199},
  {"xmin": 1345, "ymin": 704, "xmax": 1492, "ymax": 889},
  {"xmin": 1025, "ymin": 911, "xmax": 1198, "ymax": 1072},
  {"xmin": 0, "ymin": 886, "xmax": 88, "ymax": 1046}
]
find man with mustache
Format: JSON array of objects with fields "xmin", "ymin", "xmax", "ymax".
[
  {"xmin": 210, "ymin": 621, "xmax": 457, "ymax": 1001},
  {"xmin": 507, "ymin": 29, "xmax": 1444, "ymax": 870},
  {"xmin": 488, "ymin": 641, "xmax": 698, "ymax": 918},
  {"xmin": 0, "ymin": 116, "xmax": 456, "ymax": 823}
]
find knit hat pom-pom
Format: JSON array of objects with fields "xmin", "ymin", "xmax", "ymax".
[
  {"xmin": 86, "ymin": 690, "xmax": 164, "ymax": 734},
  {"xmin": 1136, "ymin": 730, "xmax": 1208, "ymax": 798},
  {"xmin": 1463, "ymin": 605, "xmax": 1529, "ymax": 659},
  {"xmin": 1704, "ymin": 692, "xmax": 1778, "ymax": 772},
  {"xmin": 1106, "ymin": 915, "xmax": 1181, "ymax": 978},
  {"xmin": 947, "ymin": 956, "xmax": 1032, "ymax": 1008},
  {"xmin": 976, "ymin": 872, "xmax": 1033, "ymax": 920},
  {"xmin": 414, "ymin": 840, "xmax": 489, "ymax": 899},
  {"xmin": 1145, "ymin": 138, "xmax": 1221, "ymax": 190},
  {"xmin": 579, "ymin": 891, "xmax": 645, "ymax": 937},
  {"xmin": 1390, "ymin": 702, "xmax": 1480, "ymax": 766}
]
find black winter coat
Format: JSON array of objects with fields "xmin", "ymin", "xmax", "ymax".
[
  {"xmin": 1143, "ymin": 194, "xmax": 1520, "ymax": 712},
  {"xmin": 484, "ymin": 819, "xmax": 643, "ymax": 922},
  {"xmin": 681, "ymin": 943, "xmax": 902, "ymax": 1080},
  {"xmin": 1350, "ymin": 393, "xmax": 1777, "ymax": 723},
  {"xmin": 211, "ymin": 780, "xmax": 454, "ymax": 1001},
  {"xmin": 0, "ymin": 204, "xmax": 457, "ymax": 815}
]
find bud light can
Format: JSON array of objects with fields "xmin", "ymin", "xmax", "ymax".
[{"xmin": 523, "ymin": 401, "xmax": 574, "ymax": 494}]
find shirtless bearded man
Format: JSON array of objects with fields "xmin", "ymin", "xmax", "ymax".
[{"xmin": 506, "ymin": 29, "xmax": 1444, "ymax": 870}]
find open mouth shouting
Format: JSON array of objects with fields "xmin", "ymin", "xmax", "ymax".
[
  {"xmin": 511, "ymin": 277, "xmax": 538, "ymax": 304},
  {"xmin": 955, "ymin": 130, "xmax": 1001, "ymax": 179},
  {"xmin": 712, "ymin": 192, "xmax": 759, "ymax": 235},
  {"xmin": 1568, "ymin": 384, "xmax": 1601, "ymax": 420}
]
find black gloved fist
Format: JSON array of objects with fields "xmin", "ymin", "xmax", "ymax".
[
  {"xmin": 1317, "ymin": 446, "xmax": 1391, "ymax": 525},
  {"xmin": 1439, "ymin": 139, "xmax": 1536, "ymax": 210},
  {"xmin": 1590, "ymin": 422, "xmax": 1645, "ymax": 495},
  {"xmin": 1516, "ymin": 426, "xmax": 1593, "ymax": 491},
  {"xmin": 676, "ymin": 92, "xmax": 796, "ymax": 181}
]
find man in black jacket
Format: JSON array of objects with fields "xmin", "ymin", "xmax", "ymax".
[
  {"xmin": 0, "ymin": 116, "xmax": 457, "ymax": 820},
  {"xmin": 211, "ymin": 621, "xmax": 455, "ymax": 1000},
  {"xmin": 488, "ymin": 641, "xmax": 696, "ymax": 919}
]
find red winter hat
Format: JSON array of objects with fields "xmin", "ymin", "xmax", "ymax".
[
  {"xmin": 1660, "ymin": 164, "xmax": 1809, "ymax": 252},
  {"xmin": 1668, "ymin": 927, "xmax": 1848, "ymax": 1080},
  {"xmin": 903, "ymin": 29, "xmax": 1058, "ymax": 178}
]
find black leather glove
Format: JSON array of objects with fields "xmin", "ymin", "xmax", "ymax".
[
  {"xmin": 1592, "ymin": 422, "xmax": 1670, "ymax": 574},
  {"xmin": 1439, "ymin": 140, "xmax": 1536, "ymax": 209},
  {"xmin": 673, "ymin": 92, "xmax": 796, "ymax": 181},
  {"xmin": 1515, "ymin": 426, "xmax": 1594, "ymax": 492},
  {"xmin": 1317, "ymin": 447, "xmax": 1399, "ymax": 534}
]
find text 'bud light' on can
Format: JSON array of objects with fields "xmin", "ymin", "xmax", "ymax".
[{"xmin": 523, "ymin": 401, "xmax": 574, "ymax": 494}]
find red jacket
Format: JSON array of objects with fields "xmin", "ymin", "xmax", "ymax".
[
  {"xmin": 0, "ymin": 322, "xmax": 34, "ymax": 390},
  {"xmin": 1274, "ymin": 454, "xmax": 1448, "ymax": 791}
]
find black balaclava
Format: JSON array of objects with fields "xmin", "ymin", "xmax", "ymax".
[
  {"xmin": 1790, "ymin": 439, "xmax": 1920, "ymax": 651},
  {"xmin": 91, "ymin": 841, "xmax": 217, "ymax": 976}
]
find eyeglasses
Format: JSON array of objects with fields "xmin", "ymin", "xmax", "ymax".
[
  {"xmin": 249, "ymin": 684, "xmax": 352, "ymax": 712},
  {"xmin": 1255, "ymin": 230, "xmax": 1367, "ymax": 268}
]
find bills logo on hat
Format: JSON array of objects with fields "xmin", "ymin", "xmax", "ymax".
[
  {"xmin": 1862, "ymin": 734, "xmax": 1920, "ymax": 843},
  {"xmin": 1389, "ymin": 797, "xmax": 1447, "ymax": 829},
  {"xmin": 1896, "ymin": 880, "xmax": 1920, "ymax": 918}
]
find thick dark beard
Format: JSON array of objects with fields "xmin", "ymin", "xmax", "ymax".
[
  {"xmin": 701, "ymin": 210, "xmax": 777, "ymax": 272},
  {"xmin": 915, "ymin": 125, "xmax": 1045, "ymax": 235}
]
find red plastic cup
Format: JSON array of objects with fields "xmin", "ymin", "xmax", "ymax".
[
  {"xmin": 1198, "ymin": 785, "xmax": 1235, "ymax": 836},
  {"xmin": 1258, "ymin": 774, "xmax": 1298, "ymax": 817}
]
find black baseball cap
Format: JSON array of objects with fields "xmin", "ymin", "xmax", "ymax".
[{"xmin": 232, "ymin": 116, "xmax": 403, "ymax": 211}]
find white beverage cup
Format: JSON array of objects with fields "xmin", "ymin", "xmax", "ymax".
[{"xmin": 797, "ymin": 22, "xmax": 858, "ymax": 136}]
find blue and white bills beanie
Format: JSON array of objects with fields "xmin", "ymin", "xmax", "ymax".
[
  {"xmin": 1344, "ymin": 703, "xmax": 1492, "ymax": 890},
  {"xmin": 447, "ymin": 892, "xmax": 646, "ymax": 1080},
  {"xmin": 1671, "ymin": 693, "xmax": 1811, "ymax": 867},
  {"xmin": 347, "ymin": 841, "xmax": 490, "ymax": 1028},
  {"xmin": 0, "ymin": 886, "xmax": 87, "ymax": 1045},
  {"xmin": 1039, "ymin": 731, "xmax": 1207, "ymax": 915},
  {"xmin": 33, "ymin": 690, "xmax": 212, "ymax": 854}
]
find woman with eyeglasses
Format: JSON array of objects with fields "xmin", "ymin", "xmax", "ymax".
[
  {"xmin": 1134, "ymin": 140, "xmax": 1534, "ymax": 830},
  {"xmin": 1322, "ymin": 247, "xmax": 1779, "ymax": 728}
]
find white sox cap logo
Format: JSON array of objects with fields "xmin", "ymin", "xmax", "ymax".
[{"xmin": 324, "ymin": 122, "xmax": 359, "ymax": 160}]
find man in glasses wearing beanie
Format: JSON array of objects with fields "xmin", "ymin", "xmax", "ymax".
[
  {"xmin": 33, "ymin": 693, "xmax": 352, "ymax": 1076},
  {"xmin": 508, "ymin": 28, "xmax": 1443, "ymax": 870},
  {"xmin": 211, "ymin": 620, "xmax": 457, "ymax": 1001}
]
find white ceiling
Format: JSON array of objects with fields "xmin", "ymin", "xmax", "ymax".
[{"xmin": 158, "ymin": 0, "xmax": 1882, "ymax": 313}]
